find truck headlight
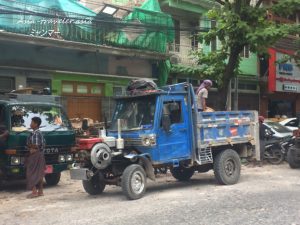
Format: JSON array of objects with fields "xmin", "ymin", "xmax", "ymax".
[
  {"xmin": 142, "ymin": 135, "xmax": 156, "ymax": 146},
  {"xmin": 11, "ymin": 156, "xmax": 21, "ymax": 165},
  {"xmin": 66, "ymin": 154, "xmax": 73, "ymax": 162},
  {"xmin": 58, "ymin": 155, "xmax": 66, "ymax": 163}
]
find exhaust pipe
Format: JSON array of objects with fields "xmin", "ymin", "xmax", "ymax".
[{"xmin": 116, "ymin": 119, "xmax": 124, "ymax": 150}]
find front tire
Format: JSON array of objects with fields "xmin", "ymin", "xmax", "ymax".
[
  {"xmin": 45, "ymin": 172, "xmax": 61, "ymax": 186},
  {"xmin": 171, "ymin": 166, "xmax": 194, "ymax": 181},
  {"xmin": 287, "ymin": 147, "xmax": 300, "ymax": 168},
  {"xmin": 121, "ymin": 164, "xmax": 147, "ymax": 200},
  {"xmin": 214, "ymin": 149, "xmax": 241, "ymax": 185},
  {"xmin": 82, "ymin": 172, "xmax": 106, "ymax": 195}
]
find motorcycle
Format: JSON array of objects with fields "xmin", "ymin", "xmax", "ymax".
[
  {"xmin": 263, "ymin": 129, "xmax": 294, "ymax": 165},
  {"xmin": 280, "ymin": 136, "xmax": 295, "ymax": 160},
  {"xmin": 264, "ymin": 137, "xmax": 285, "ymax": 164}
]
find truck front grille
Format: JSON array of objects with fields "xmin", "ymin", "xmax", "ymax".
[{"xmin": 124, "ymin": 138, "xmax": 142, "ymax": 147}]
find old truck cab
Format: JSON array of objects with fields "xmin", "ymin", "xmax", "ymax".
[
  {"xmin": 0, "ymin": 94, "xmax": 75, "ymax": 187},
  {"xmin": 71, "ymin": 83, "xmax": 259, "ymax": 200}
]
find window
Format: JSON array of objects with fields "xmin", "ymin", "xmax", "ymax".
[
  {"xmin": 77, "ymin": 85, "xmax": 88, "ymax": 94},
  {"xmin": 191, "ymin": 31, "xmax": 198, "ymax": 50},
  {"xmin": 0, "ymin": 77, "xmax": 14, "ymax": 93},
  {"xmin": 211, "ymin": 20, "xmax": 217, "ymax": 52},
  {"xmin": 91, "ymin": 85, "xmax": 101, "ymax": 95},
  {"xmin": 113, "ymin": 86, "xmax": 125, "ymax": 96},
  {"xmin": 0, "ymin": 105, "xmax": 5, "ymax": 124},
  {"xmin": 10, "ymin": 105, "xmax": 71, "ymax": 132},
  {"xmin": 62, "ymin": 83, "xmax": 74, "ymax": 93},
  {"xmin": 169, "ymin": 19, "xmax": 180, "ymax": 52},
  {"xmin": 240, "ymin": 45, "xmax": 250, "ymax": 58},
  {"xmin": 163, "ymin": 101, "xmax": 182, "ymax": 124},
  {"xmin": 62, "ymin": 82, "xmax": 103, "ymax": 96},
  {"xmin": 238, "ymin": 83, "xmax": 258, "ymax": 91},
  {"xmin": 190, "ymin": 21, "xmax": 199, "ymax": 50},
  {"xmin": 27, "ymin": 78, "xmax": 51, "ymax": 94},
  {"xmin": 286, "ymin": 119, "xmax": 299, "ymax": 127}
]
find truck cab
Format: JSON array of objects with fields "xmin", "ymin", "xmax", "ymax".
[
  {"xmin": 0, "ymin": 94, "xmax": 75, "ymax": 187},
  {"xmin": 71, "ymin": 83, "xmax": 259, "ymax": 200}
]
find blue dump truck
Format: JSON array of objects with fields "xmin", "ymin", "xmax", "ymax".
[{"xmin": 70, "ymin": 83, "xmax": 260, "ymax": 200}]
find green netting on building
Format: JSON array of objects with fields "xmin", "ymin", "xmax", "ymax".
[
  {"xmin": 106, "ymin": 0, "xmax": 174, "ymax": 53},
  {"xmin": 0, "ymin": 0, "xmax": 111, "ymax": 43},
  {"xmin": 0, "ymin": 0, "xmax": 174, "ymax": 53}
]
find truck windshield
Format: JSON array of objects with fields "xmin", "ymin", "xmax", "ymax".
[
  {"xmin": 110, "ymin": 96, "xmax": 156, "ymax": 131},
  {"xmin": 10, "ymin": 105, "xmax": 71, "ymax": 132}
]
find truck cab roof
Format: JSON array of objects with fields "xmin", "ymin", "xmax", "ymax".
[{"xmin": 0, "ymin": 94, "xmax": 62, "ymax": 106}]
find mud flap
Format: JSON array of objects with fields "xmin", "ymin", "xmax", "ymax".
[{"xmin": 139, "ymin": 156, "xmax": 156, "ymax": 181}]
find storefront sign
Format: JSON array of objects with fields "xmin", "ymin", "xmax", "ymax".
[
  {"xmin": 268, "ymin": 48, "xmax": 300, "ymax": 93},
  {"xmin": 282, "ymin": 84, "xmax": 297, "ymax": 92}
]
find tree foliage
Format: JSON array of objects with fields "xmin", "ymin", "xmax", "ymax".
[{"xmin": 173, "ymin": 0, "xmax": 300, "ymax": 110}]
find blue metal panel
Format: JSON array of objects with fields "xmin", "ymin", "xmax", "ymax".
[
  {"xmin": 156, "ymin": 94, "xmax": 192, "ymax": 163},
  {"xmin": 197, "ymin": 111, "xmax": 257, "ymax": 146}
]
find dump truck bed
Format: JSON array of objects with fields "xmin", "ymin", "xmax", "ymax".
[{"xmin": 196, "ymin": 111, "xmax": 259, "ymax": 148}]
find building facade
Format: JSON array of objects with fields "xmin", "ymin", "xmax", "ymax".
[
  {"xmin": 259, "ymin": 0, "xmax": 300, "ymax": 118},
  {"xmin": 0, "ymin": 0, "xmax": 172, "ymax": 121}
]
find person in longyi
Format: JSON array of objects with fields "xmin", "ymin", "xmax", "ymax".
[{"xmin": 25, "ymin": 117, "xmax": 46, "ymax": 198}]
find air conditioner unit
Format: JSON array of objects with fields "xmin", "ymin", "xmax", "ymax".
[{"xmin": 170, "ymin": 54, "xmax": 181, "ymax": 64}]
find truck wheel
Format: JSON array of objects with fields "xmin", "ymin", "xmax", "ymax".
[
  {"xmin": 121, "ymin": 164, "xmax": 147, "ymax": 200},
  {"xmin": 170, "ymin": 166, "xmax": 194, "ymax": 181},
  {"xmin": 82, "ymin": 172, "xmax": 106, "ymax": 195},
  {"xmin": 45, "ymin": 172, "xmax": 61, "ymax": 186},
  {"xmin": 287, "ymin": 148, "xmax": 300, "ymax": 169},
  {"xmin": 214, "ymin": 149, "xmax": 241, "ymax": 185}
]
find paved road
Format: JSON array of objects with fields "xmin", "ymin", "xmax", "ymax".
[{"xmin": 0, "ymin": 163, "xmax": 300, "ymax": 225}]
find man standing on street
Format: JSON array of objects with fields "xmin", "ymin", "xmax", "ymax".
[{"xmin": 25, "ymin": 117, "xmax": 46, "ymax": 198}]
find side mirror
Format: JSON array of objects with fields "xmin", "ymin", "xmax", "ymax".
[{"xmin": 162, "ymin": 114, "xmax": 171, "ymax": 132}]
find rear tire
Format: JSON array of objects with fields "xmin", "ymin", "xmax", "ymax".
[
  {"xmin": 266, "ymin": 148, "xmax": 284, "ymax": 165},
  {"xmin": 45, "ymin": 172, "xmax": 61, "ymax": 186},
  {"xmin": 214, "ymin": 149, "xmax": 241, "ymax": 185},
  {"xmin": 82, "ymin": 172, "xmax": 106, "ymax": 195},
  {"xmin": 287, "ymin": 148, "xmax": 300, "ymax": 168},
  {"xmin": 171, "ymin": 166, "xmax": 194, "ymax": 181},
  {"xmin": 121, "ymin": 164, "xmax": 147, "ymax": 200}
]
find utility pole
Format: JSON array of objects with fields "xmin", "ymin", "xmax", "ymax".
[{"xmin": 226, "ymin": 79, "xmax": 232, "ymax": 111}]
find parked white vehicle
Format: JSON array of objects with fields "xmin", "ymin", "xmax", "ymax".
[
  {"xmin": 264, "ymin": 120, "xmax": 293, "ymax": 138},
  {"xmin": 279, "ymin": 118, "xmax": 299, "ymax": 131}
]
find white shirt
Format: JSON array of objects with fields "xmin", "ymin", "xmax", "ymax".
[{"xmin": 197, "ymin": 88, "xmax": 208, "ymax": 110}]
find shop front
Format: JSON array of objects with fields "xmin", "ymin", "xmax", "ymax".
[{"xmin": 260, "ymin": 48, "xmax": 300, "ymax": 118}]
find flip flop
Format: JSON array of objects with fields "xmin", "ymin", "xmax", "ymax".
[{"xmin": 26, "ymin": 193, "xmax": 39, "ymax": 199}]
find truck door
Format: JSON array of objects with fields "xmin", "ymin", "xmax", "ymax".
[{"xmin": 157, "ymin": 96, "xmax": 190, "ymax": 162}]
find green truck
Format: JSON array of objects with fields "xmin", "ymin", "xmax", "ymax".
[{"xmin": 0, "ymin": 94, "xmax": 75, "ymax": 187}]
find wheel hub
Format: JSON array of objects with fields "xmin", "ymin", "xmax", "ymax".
[
  {"xmin": 131, "ymin": 171, "xmax": 144, "ymax": 194},
  {"xmin": 225, "ymin": 159, "xmax": 235, "ymax": 176}
]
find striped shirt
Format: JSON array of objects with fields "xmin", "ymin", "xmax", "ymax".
[{"xmin": 27, "ymin": 129, "xmax": 45, "ymax": 152}]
